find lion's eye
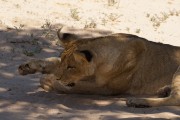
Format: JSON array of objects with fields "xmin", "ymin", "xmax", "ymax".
[{"xmin": 67, "ymin": 66, "xmax": 75, "ymax": 69}]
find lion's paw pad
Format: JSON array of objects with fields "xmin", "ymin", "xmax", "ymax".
[
  {"xmin": 126, "ymin": 98, "xmax": 151, "ymax": 108},
  {"xmin": 18, "ymin": 63, "xmax": 36, "ymax": 75}
]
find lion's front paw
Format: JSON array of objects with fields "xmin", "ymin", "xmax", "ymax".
[
  {"xmin": 40, "ymin": 75, "xmax": 55, "ymax": 92},
  {"xmin": 126, "ymin": 98, "xmax": 151, "ymax": 108},
  {"xmin": 40, "ymin": 74, "xmax": 68, "ymax": 93},
  {"xmin": 18, "ymin": 63, "xmax": 37, "ymax": 75}
]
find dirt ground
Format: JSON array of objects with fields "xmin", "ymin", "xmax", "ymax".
[{"xmin": 0, "ymin": 0, "xmax": 180, "ymax": 120}]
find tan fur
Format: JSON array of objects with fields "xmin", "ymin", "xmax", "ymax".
[{"xmin": 18, "ymin": 30, "xmax": 180, "ymax": 107}]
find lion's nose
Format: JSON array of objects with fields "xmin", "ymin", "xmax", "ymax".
[{"xmin": 66, "ymin": 83, "xmax": 75, "ymax": 87}]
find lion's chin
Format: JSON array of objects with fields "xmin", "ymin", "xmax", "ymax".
[{"xmin": 58, "ymin": 81, "xmax": 75, "ymax": 90}]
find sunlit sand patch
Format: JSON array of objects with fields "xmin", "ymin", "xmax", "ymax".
[{"xmin": 0, "ymin": 72, "xmax": 14, "ymax": 78}]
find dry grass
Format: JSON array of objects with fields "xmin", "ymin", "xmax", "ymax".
[
  {"xmin": 148, "ymin": 9, "xmax": 180, "ymax": 29},
  {"xmin": 84, "ymin": 20, "xmax": 97, "ymax": 29},
  {"xmin": 70, "ymin": 8, "xmax": 80, "ymax": 21}
]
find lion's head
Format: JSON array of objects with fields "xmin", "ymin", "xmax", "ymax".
[{"xmin": 54, "ymin": 29, "xmax": 95, "ymax": 89}]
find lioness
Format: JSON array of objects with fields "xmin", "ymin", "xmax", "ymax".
[{"xmin": 18, "ymin": 29, "xmax": 180, "ymax": 107}]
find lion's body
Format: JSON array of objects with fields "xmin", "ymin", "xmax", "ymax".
[{"xmin": 19, "ymin": 31, "xmax": 180, "ymax": 107}]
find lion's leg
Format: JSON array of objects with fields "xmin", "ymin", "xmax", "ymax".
[
  {"xmin": 126, "ymin": 97, "xmax": 179, "ymax": 108},
  {"xmin": 40, "ymin": 77, "xmax": 114, "ymax": 95},
  {"xmin": 64, "ymin": 81, "xmax": 114, "ymax": 95},
  {"xmin": 126, "ymin": 66, "xmax": 180, "ymax": 107},
  {"xmin": 18, "ymin": 57, "xmax": 61, "ymax": 75}
]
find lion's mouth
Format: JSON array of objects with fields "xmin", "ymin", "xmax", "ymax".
[
  {"xmin": 58, "ymin": 81, "xmax": 76, "ymax": 90},
  {"xmin": 66, "ymin": 83, "xmax": 75, "ymax": 87}
]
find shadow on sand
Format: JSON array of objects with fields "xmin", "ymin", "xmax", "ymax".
[{"xmin": 0, "ymin": 26, "xmax": 179, "ymax": 120}]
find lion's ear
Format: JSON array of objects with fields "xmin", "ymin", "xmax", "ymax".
[
  {"xmin": 57, "ymin": 29, "xmax": 79, "ymax": 46},
  {"xmin": 73, "ymin": 50, "xmax": 93, "ymax": 63}
]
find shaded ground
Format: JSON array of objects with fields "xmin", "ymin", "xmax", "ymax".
[{"xmin": 0, "ymin": 0, "xmax": 180, "ymax": 119}]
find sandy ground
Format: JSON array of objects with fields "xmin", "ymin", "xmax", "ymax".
[{"xmin": 0, "ymin": 0, "xmax": 180, "ymax": 119}]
